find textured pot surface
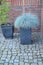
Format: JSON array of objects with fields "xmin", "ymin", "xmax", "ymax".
[
  {"xmin": 1, "ymin": 24, "xmax": 14, "ymax": 39},
  {"xmin": 20, "ymin": 28, "xmax": 32, "ymax": 45}
]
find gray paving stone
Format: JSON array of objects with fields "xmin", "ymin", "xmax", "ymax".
[
  {"xmin": 29, "ymin": 59, "xmax": 34, "ymax": 63},
  {"xmin": 28, "ymin": 53, "xmax": 32, "ymax": 56},
  {"xmin": 38, "ymin": 61, "xmax": 43, "ymax": 65},
  {"xmin": 33, "ymin": 59, "xmax": 37, "ymax": 63},
  {"xmin": 9, "ymin": 60, "xmax": 13, "ymax": 63},
  {"xmin": 7, "ymin": 55, "xmax": 11, "ymax": 58},
  {"xmin": 41, "ymin": 54, "xmax": 43, "ymax": 57},
  {"xmin": 0, "ymin": 60, "xmax": 4, "ymax": 63},
  {"xmin": 4, "ymin": 62, "xmax": 8, "ymax": 65},
  {"xmin": 23, "ymin": 53, "xmax": 28, "ymax": 57},
  {"xmin": 2, "ymin": 54, "xmax": 7, "ymax": 58},
  {"xmin": 29, "ymin": 56, "xmax": 33, "ymax": 59},
  {"xmin": 5, "ymin": 59, "xmax": 10, "ymax": 62},
  {"xmin": 11, "ymin": 56, "xmax": 15, "ymax": 60},
  {"xmin": 20, "ymin": 56, "xmax": 24, "ymax": 62},
  {"xmin": 38, "ymin": 58, "xmax": 42, "ymax": 62},
  {"xmin": 24, "ymin": 59, "xmax": 29, "ymax": 62},
  {"xmin": 19, "ymin": 62, "xmax": 24, "ymax": 65},
  {"xmin": 14, "ymin": 62, "xmax": 19, "ymax": 65},
  {"xmin": 20, "ymin": 58, "xmax": 24, "ymax": 62},
  {"xmin": 25, "ymin": 63, "xmax": 29, "ymax": 65},
  {"xmin": 14, "ymin": 59, "xmax": 19, "ymax": 63},
  {"xmin": 9, "ymin": 63, "xmax": 13, "ymax": 65},
  {"xmin": 8, "ymin": 51, "xmax": 11, "ymax": 55},
  {"xmin": 18, "ymin": 53, "xmax": 23, "ymax": 56},
  {"xmin": 0, "ymin": 55, "xmax": 2, "ymax": 58},
  {"xmin": 0, "ymin": 64, "xmax": 3, "ymax": 65},
  {"xmin": 3, "ymin": 52, "xmax": 7, "ymax": 55},
  {"xmin": 1, "ymin": 57, "xmax": 6, "ymax": 61},
  {"xmin": 31, "ymin": 63, "xmax": 37, "ymax": 65},
  {"xmin": 0, "ymin": 33, "xmax": 43, "ymax": 65}
]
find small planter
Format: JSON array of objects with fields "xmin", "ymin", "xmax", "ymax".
[
  {"xmin": 1, "ymin": 24, "xmax": 14, "ymax": 39},
  {"xmin": 20, "ymin": 28, "xmax": 32, "ymax": 45}
]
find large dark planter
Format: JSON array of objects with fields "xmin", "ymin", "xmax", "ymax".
[
  {"xmin": 20, "ymin": 28, "xmax": 32, "ymax": 45},
  {"xmin": 1, "ymin": 24, "xmax": 14, "ymax": 39}
]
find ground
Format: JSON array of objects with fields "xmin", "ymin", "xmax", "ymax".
[{"xmin": 0, "ymin": 33, "xmax": 43, "ymax": 65}]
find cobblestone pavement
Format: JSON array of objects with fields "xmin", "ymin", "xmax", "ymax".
[{"xmin": 0, "ymin": 33, "xmax": 43, "ymax": 65}]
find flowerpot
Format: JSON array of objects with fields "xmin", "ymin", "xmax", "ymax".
[
  {"xmin": 20, "ymin": 28, "xmax": 32, "ymax": 45},
  {"xmin": 1, "ymin": 24, "xmax": 14, "ymax": 39}
]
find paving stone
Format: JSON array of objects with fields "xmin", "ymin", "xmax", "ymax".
[
  {"xmin": 7, "ymin": 55, "xmax": 11, "ymax": 58},
  {"xmin": 1, "ymin": 57, "xmax": 6, "ymax": 61},
  {"xmin": 5, "ymin": 58, "xmax": 10, "ymax": 62},
  {"xmin": 20, "ymin": 62, "xmax": 24, "ymax": 65},
  {"xmin": 9, "ymin": 60, "xmax": 13, "ymax": 63},
  {"xmin": 23, "ymin": 53, "xmax": 28, "ymax": 56},
  {"xmin": 2, "ymin": 54, "xmax": 7, "ymax": 58},
  {"xmin": 0, "ymin": 64, "xmax": 3, "ymax": 65},
  {"xmin": 24, "ymin": 59, "xmax": 29, "ymax": 62},
  {"xmin": 12, "ymin": 53, "xmax": 17, "ymax": 56},
  {"xmin": 31, "ymin": 63, "xmax": 37, "ymax": 65},
  {"xmin": 18, "ymin": 53, "xmax": 23, "ymax": 56},
  {"xmin": 11, "ymin": 56, "xmax": 15, "ymax": 60},
  {"xmin": 24, "ymin": 56, "xmax": 28, "ymax": 60},
  {"xmin": 8, "ymin": 51, "xmax": 11, "ymax": 55},
  {"xmin": 14, "ymin": 62, "xmax": 19, "ymax": 65},
  {"xmin": 29, "ymin": 56, "xmax": 33, "ymax": 59},
  {"xmin": 29, "ymin": 59, "xmax": 34, "ymax": 63},
  {"xmin": 9, "ymin": 63, "xmax": 13, "ymax": 65},
  {"xmin": 12, "ymin": 50, "xmax": 17, "ymax": 54},
  {"xmin": 33, "ymin": 59, "xmax": 37, "ymax": 63},
  {"xmin": 0, "ymin": 55, "xmax": 2, "ymax": 58},
  {"xmin": 14, "ymin": 59, "xmax": 19, "ymax": 63},
  {"xmin": 20, "ymin": 56, "xmax": 24, "ymax": 61},
  {"xmin": 41, "ymin": 54, "xmax": 43, "ymax": 57},
  {"xmin": 4, "ymin": 62, "xmax": 8, "ymax": 65},
  {"xmin": 4, "ymin": 49, "xmax": 8, "ymax": 52},
  {"xmin": 0, "ymin": 60, "xmax": 4, "ymax": 63},
  {"xmin": 28, "ymin": 53, "xmax": 32, "ymax": 56},
  {"xmin": 20, "ymin": 58, "xmax": 24, "ymax": 62},
  {"xmin": 3, "ymin": 51, "xmax": 7, "ymax": 54},
  {"xmin": 38, "ymin": 58, "xmax": 42, "ymax": 62},
  {"xmin": 38, "ymin": 61, "xmax": 43, "ymax": 65},
  {"xmin": 0, "ymin": 33, "xmax": 43, "ymax": 65},
  {"xmin": 16, "ymin": 56, "xmax": 19, "ymax": 59},
  {"xmin": 25, "ymin": 63, "xmax": 29, "ymax": 65}
]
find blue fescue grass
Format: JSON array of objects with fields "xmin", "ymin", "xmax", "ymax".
[{"xmin": 14, "ymin": 13, "xmax": 40, "ymax": 29}]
